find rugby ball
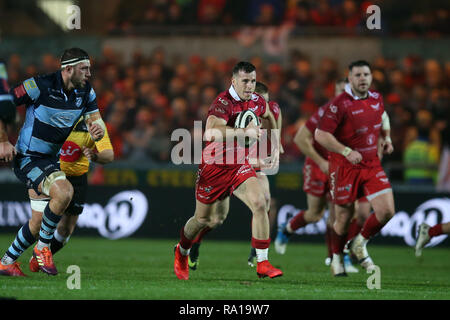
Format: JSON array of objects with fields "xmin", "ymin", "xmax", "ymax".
[
  {"xmin": 234, "ymin": 110, "xmax": 260, "ymax": 147},
  {"xmin": 234, "ymin": 109, "xmax": 260, "ymax": 129}
]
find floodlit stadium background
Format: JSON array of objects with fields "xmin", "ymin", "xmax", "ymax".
[{"xmin": 0, "ymin": 0, "xmax": 449, "ymax": 245}]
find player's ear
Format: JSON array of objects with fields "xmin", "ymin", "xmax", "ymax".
[
  {"xmin": 66, "ymin": 65, "xmax": 74, "ymax": 75},
  {"xmin": 231, "ymin": 76, "xmax": 236, "ymax": 87}
]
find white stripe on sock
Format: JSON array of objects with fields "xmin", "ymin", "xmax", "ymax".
[{"xmin": 256, "ymin": 248, "xmax": 268, "ymax": 262}]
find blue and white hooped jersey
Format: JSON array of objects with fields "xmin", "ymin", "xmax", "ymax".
[
  {"xmin": 0, "ymin": 62, "xmax": 13, "ymax": 102},
  {"xmin": 10, "ymin": 71, "xmax": 99, "ymax": 158}
]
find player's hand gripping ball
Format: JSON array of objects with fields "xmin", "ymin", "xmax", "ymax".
[{"xmin": 234, "ymin": 109, "xmax": 261, "ymax": 147}]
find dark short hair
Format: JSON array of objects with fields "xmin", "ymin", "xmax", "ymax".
[
  {"xmin": 232, "ymin": 61, "xmax": 256, "ymax": 76},
  {"xmin": 336, "ymin": 78, "xmax": 348, "ymax": 84},
  {"xmin": 60, "ymin": 48, "xmax": 90, "ymax": 66},
  {"xmin": 348, "ymin": 60, "xmax": 371, "ymax": 71},
  {"xmin": 255, "ymin": 81, "xmax": 268, "ymax": 95}
]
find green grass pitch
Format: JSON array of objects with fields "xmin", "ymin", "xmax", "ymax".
[{"xmin": 0, "ymin": 234, "xmax": 449, "ymax": 300}]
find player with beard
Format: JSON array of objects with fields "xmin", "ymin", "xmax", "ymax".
[
  {"xmin": 0, "ymin": 48, "xmax": 105, "ymax": 276},
  {"xmin": 315, "ymin": 60, "xmax": 394, "ymax": 276}
]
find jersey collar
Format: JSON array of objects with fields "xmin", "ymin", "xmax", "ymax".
[
  {"xmin": 228, "ymin": 85, "xmax": 241, "ymax": 101},
  {"xmin": 344, "ymin": 83, "xmax": 376, "ymax": 100},
  {"xmin": 229, "ymin": 85, "xmax": 259, "ymax": 102}
]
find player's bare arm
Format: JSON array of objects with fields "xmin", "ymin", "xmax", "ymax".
[
  {"xmin": 381, "ymin": 111, "xmax": 394, "ymax": 155},
  {"xmin": 82, "ymin": 147, "xmax": 114, "ymax": 164},
  {"xmin": 315, "ymin": 128, "xmax": 362, "ymax": 165},
  {"xmin": 204, "ymin": 114, "xmax": 260, "ymax": 142},
  {"xmin": 295, "ymin": 125, "xmax": 328, "ymax": 174},
  {"xmin": 84, "ymin": 111, "xmax": 105, "ymax": 141},
  {"xmin": 0, "ymin": 120, "xmax": 15, "ymax": 161}
]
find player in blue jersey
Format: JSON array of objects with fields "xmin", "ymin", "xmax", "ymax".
[
  {"xmin": 0, "ymin": 61, "xmax": 16, "ymax": 162},
  {"xmin": 0, "ymin": 48, "xmax": 105, "ymax": 277}
]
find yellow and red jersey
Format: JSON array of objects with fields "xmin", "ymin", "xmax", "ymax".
[{"xmin": 59, "ymin": 118, "xmax": 113, "ymax": 176}]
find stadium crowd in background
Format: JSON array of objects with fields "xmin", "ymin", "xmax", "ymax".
[
  {"xmin": 108, "ymin": 0, "xmax": 449, "ymax": 37},
  {"xmin": 2, "ymin": 46, "xmax": 449, "ymax": 185}
]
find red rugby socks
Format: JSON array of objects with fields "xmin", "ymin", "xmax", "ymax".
[
  {"xmin": 346, "ymin": 218, "xmax": 363, "ymax": 242},
  {"xmin": 428, "ymin": 224, "xmax": 443, "ymax": 238},
  {"xmin": 330, "ymin": 229, "xmax": 347, "ymax": 254},
  {"xmin": 289, "ymin": 210, "xmax": 306, "ymax": 231},
  {"xmin": 193, "ymin": 226, "xmax": 212, "ymax": 244},
  {"xmin": 361, "ymin": 213, "xmax": 383, "ymax": 239}
]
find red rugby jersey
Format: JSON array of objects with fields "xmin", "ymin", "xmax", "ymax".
[
  {"xmin": 268, "ymin": 101, "xmax": 280, "ymax": 121},
  {"xmin": 304, "ymin": 103, "xmax": 329, "ymax": 159},
  {"xmin": 202, "ymin": 86, "xmax": 267, "ymax": 166},
  {"xmin": 318, "ymin": 84, "xmax": 384, "ymax": 168}
]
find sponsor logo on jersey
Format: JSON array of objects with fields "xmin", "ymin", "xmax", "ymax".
[
  {"xmin": 214, "ymin": 106, "xmax": 226, "ymax": 114},
  {"xmin": 352, "ymin": 109, "xmax": 364, "ymax": 115},
  {"xmin": 218, "ymin": 97, "xmax": 228, "ymax": 105},
  {"xmin": 50, "ymin": 111, "xmax": 77, "ymax": 127},
  {"xmin": 356, "ymin": 126, "xmax": 369, "ymax": 134},
  {"xmin": 330, "ymin": 105, "xmax": 337, "ymax": 113},
  {"xmin": 366, "ymin": 133, "xmax": 376, "ymax": 145},
  {"xmin": 75, "ymin": 97, "xmax": 83, "ymax": 107},
  {"xmin": 60, "ymin": 140, "xmax": 82, "ymax": 162},
  {"xmin": 370, "ymin": 103, "xmax": 380, "ymax": 110}
]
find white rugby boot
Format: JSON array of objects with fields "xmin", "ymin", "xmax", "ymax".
[
  {"xmin": 350, "ymin": 234, "xmax": 374, "ymax": 270},
  {"xmin": 330, "ymin": 253, "xmax": 347, "ymax": 277},
  {"xmin": 415, "ymin": 223, "xmax": 431, "ymax": 257},
  {"xmin": 343, "ymin": 254, "xmax": 359, "ymax": 273}
]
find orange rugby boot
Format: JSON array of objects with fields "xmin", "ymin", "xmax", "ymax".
[
  {"xmin": 174, "ymin": 244, "xmax": 189, "ymax": 280},
  {"xmin": 256, "ymin": 260, "xmax": 283, "ymax": 279},
  {"xmin": 29, "ymin": 255, "xmax": 39, "ymax": 273},
  {"xmin": 0, "ymin": 261, "xmax": 26, "ymax": 277},
  {"xmin": 33, "ymin": 246, "xmax": 58, "ymax": 275}
]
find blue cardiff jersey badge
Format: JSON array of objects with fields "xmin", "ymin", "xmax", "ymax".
[{"xmin": 75, "ymin": 97, "xmax": 82, "ymax": 107}]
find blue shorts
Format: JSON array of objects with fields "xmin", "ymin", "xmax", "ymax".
[{"xmin": 13, "ymin": 154, "xmax": 61, "ymax": 194}]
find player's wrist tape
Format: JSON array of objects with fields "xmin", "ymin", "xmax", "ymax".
[
  {"xmin": 341, "ymin": 147, "xmax": 352, "ymax": 157},
  {"xmin": 382, "ymin": 111, "xmax": 390, "ymax": 130},
  {"xmin": 385, "ymin": 136, "xmax": 392, "ymax": 144}
]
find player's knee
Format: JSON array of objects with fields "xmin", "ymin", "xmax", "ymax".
[
  {"xmin": 381, "ymin": 207, "xmax": 395, "ymax": 221},
  {"xmin": 264, "ymin": 193, "xmax": 271, "ymax": 212},
  {"xmin": 28, "ymin": 216, "xmax": 42, "ymax": 237},
  {"xmin": 251, "ymin": 195, "xmax": 267, "ymax": 215},
  {"xmin": 209, "ymin": 218, "xmax": 224, "ymax": 228},
  {"xmin": 194, "ymin": 215, "xmax": 211, "ymax": 227},
  {"xmin": 372, "ymin": 208, "xmax": 393, "ymax": 225},
  {"xmin": 52, "ymin": 180, "xmax": 74, "ymax": 206},
  {"xmin": 57, "ymin": 224, "xmax": 72, "ymax": 238}
]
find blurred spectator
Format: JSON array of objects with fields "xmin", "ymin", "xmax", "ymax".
[
  {"xmin": 104, "ymin": 0, "xmax": 449, "ymax": 38},
  {"xmin": 123, "ymin": 108, "xmax": 155, "ymax": 161},
  {"xmin": 310, "ymin": 0, "xmax": 337, "ymax": 26},
  {"xmin": 2, "ymin": 45, "xmax": 448, "ymax": 179},
  {"xmin": 197, "ymin": 0, "xmax": 226, "ymax": 24},
  {"xmin": 403, "ymin": 110, "xmax": 441, "ymax": 185}
]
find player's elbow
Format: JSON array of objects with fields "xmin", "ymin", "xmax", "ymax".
[
  {"xmin": 294, "ymin": 126, "xmax": 309, "ymax": 151},
  {"xmin": 100, "ymin": 149, "xmax": 114, "ymax": 164},
  {"xmin": 314, "ymin": 129, "xmax": 325, "ymax": 145}
]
